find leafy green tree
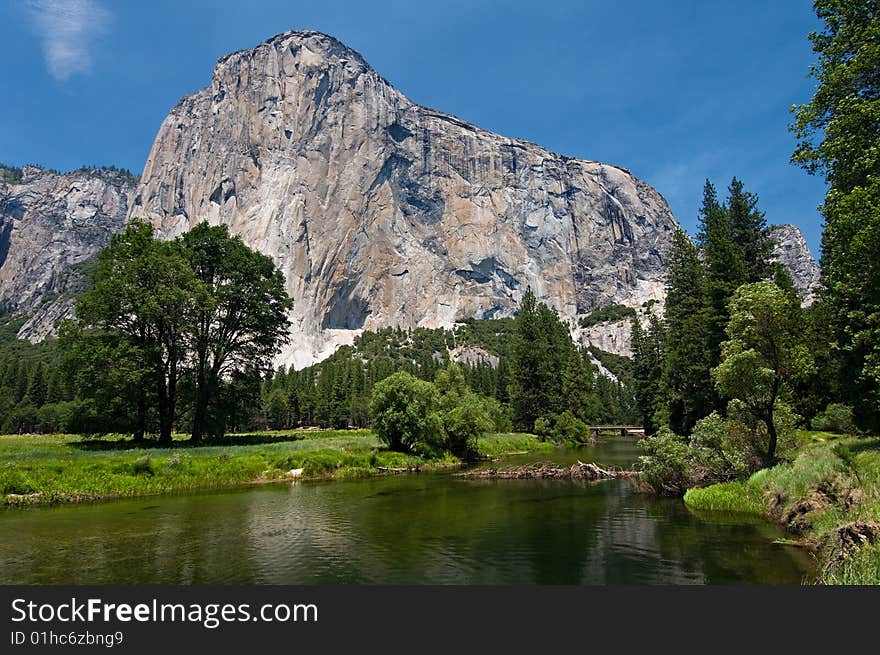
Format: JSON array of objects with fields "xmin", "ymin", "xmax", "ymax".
[
  {"xmin": 713, "ymin": 282, "xmax": 814, "ymax": 465},
  {"xmin": 435, "ymin": 363, "xmax": 493, "ymax": 457},
  {"xmin": 369, "ymin": 372, "xmax": 443, "ymax": 454},
  {"xmin": 179, "ymin": 223, "xmax": 292, "ymax": 441},
  {"xmin": 791, "ymin": 0, "xmax": 880, "ymax": 429},
  {"xmin": 75, "ymin": 221, "xmax": 207, "ymax": 442},
  {"xmin": 661, "ymin": 228, "xmax": 715, "ymax": 435}
]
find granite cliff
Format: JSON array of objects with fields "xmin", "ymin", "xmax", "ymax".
[
  {"xmin": 0, "ymin": 165, "xmax": 136, "ymax": 340},
  {"xmin": 128, "ymin": 30, "xmax": 679, "ymax": 367},
  {"xmin": 1, "ymin": 33, "xmax": 823, "ymax": 367}
]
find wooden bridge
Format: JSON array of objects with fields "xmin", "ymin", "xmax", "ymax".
[{"xmin": 587, "ymin": 425, "xmax": 646, "ymax": 438}]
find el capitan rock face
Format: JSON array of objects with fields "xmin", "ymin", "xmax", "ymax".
[
  {"xmin": 129, "ymin": 30, "xmax": 679, "ymax": 367},
  {"xmin": 0, "ymin": 166, "xmax": 136, "ymax": 341}
]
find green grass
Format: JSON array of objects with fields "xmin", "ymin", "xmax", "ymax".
[
  {"xmin": 0, "ymin": 430, "xmax": 547, "ymax": 508},
  {"xmin": 684, "ymin": 480, "xmax": 766, "ymax": 516},
  {"xmin": 476, "ymin": 433, "xmax": 555, "ymax": 457},
  {"xmin": 821, "ymin": 544, "xmax": 880, "ymax": 585},
  {"xmin": 683, "ymin": 432, "xmax": 880, "ymax": 585}
]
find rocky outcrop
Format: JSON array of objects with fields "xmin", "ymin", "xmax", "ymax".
[
  {"xmin": 770, "ymin": 224, "xmax": 821, "ymax": 305},
  {"xmin": 578, "ymin": 319, "xmax": 634, "ymax": 357},
  {"xmin": 129, "ymin": 31, "xmax": 679, "ymax": 368},
  {"xmin": 450, "ymin": 345, "xmax": 499, "ymax": 368},
  {"xmin": 0, "ymin": 166, "xmax": 136, "ymax": 340}
]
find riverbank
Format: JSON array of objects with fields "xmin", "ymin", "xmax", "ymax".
[
  {"xmin": 0, "ymin": 430, "xmax": 551, "ymax": 509},
  {"xmin": 684, "ymin": 432, "xmax": 880, "ymax": 584}
]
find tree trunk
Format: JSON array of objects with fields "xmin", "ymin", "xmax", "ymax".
[
  {"xmin": 190, "ymin": 367, "xmax": 207, "ymax": 443},
  {"xmin": 133, "ymin": 389, "xmax": 146, "ymax": 442},
  {"xmin": 167, "ymin": 354, "xmax": 178, "ymax": 443},
  {"xmin": 765, "ymin": 414, "xmax": 778, "ymax": 467},
  {"xmin": 765, "ymin": 379, "xmax": 781, "ymax": 466},
  {"xmin": 157, "ymin": 369, "xmax": 172, "ymax": 444}
]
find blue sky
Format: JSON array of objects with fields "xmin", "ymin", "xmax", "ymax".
[{"xmin": 0, "ymin": 0, "xmax": 825, "ymax": 255}]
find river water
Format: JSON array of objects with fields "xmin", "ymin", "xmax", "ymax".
[{"xmin": 0, "ymin": 438, "xmax": 815, "ymax": 584}]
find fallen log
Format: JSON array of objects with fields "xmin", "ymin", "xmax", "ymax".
[{"xmin": 456, "ymin": 461, "xmax": 638, "ymax": 480}]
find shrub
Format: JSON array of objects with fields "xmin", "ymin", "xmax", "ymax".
[
  {"xmin": 638, "ymin": 427, "xmax": 691, "ymax": 494},
  {"xmin": 687, "ymin": 412, "xmax": 733, "ymax": 484},
  {"xmin": 811, "ymin": 403, "xmax": 856, "ymax": 434},
  {"xmin": 443, "ymin": 395, "xmax": 493, "ymax": 458},
  {"xmin": 369, "ymin": 372, "xmax": 443, "ymax": 454},
  {"xmin": 533, "ymin": 416, "xmax": 552, "ymax": 440},
  {"xmin": 131, "ymin": 456, "xmax": 155, "ymax": 476},
  {"xmin": 530, "ymin": 412, "xmax": 592, "ymax": 445},
  {"xmin": 552, "ymin": 411, "xmax": 592, "ymax": 444}
]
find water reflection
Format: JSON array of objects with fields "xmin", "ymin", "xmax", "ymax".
[{"xmin": 0, "ymin": 439, "xmax": 814, "ymax": 584}]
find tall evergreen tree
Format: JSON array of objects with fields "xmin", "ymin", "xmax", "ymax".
[
  {"xmin": 699, "ymin": 180, "xmax": 747, "ymax": 362},
  {"xmin": 791, "ymin": 0, "xmax": 880, "ymax": 429},
  {"xmin": 660, "ymin": 229, "xmax": 715, "ymax": 435},
  {"xmin": 726, "ymin": 177, "xmax": 772, "ymax": 282},
  {"xmin": 25, "ymin": 362, "xmax": 47, "ymax": 407},
  {"xmin": 631, "ymin": 312, "xmax": 665, "ymax": 434},
  {"xmin": 509, "ymin": 287, "xmax": 572, "ymax": 430}
]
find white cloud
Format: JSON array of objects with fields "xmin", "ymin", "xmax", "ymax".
[{"xmin": 27, "ymin": 0, "xmax": 110, "ymax": 80}]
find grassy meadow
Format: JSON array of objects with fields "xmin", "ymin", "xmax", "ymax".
[{"xmin": 0, "ymin": 430, "xmax": 548, "ymax": 508}]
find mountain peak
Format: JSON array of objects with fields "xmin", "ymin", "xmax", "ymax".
[{"xmin": 216, "ymin": 30, "xmax": 372, "ymax": 75}]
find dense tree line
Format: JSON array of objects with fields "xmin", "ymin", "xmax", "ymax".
[
  {"xmin": 1, "ymin": 287, "xmax": 637, "ymax": 438},
  {"xmin": 632, "ymin": 176, "xmax": 827, "ymax": 489},
  {"xmin": 791, "ymin": 0, "xmax": 880, "ymax": 431},
  {"xmin": 637, "ymin": 0, "xmax": 879, "ymax": 488},
  {"xmin": 632, "ymin": 178, "xmax": 784, "ymax": 436},
  {"xmin": 258, "ymin": 304, "xmax": 636, "ymax": 436},
  {"xmin": 0, "ymin": 317, "xmax": 76, "ymax": 434}
]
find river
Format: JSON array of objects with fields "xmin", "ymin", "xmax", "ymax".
[{"xmin": 0, "ymin": 437, "xmax": 815, "ymax": 584}]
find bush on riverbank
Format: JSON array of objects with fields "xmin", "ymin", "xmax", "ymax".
[
  {"xmin": 810, "ymin": 403, "xmax": 857, "ymax": 434},
  {"xmin": 637, "ymin": 408, "xmax": 800, "ymax": 495},
  {"xmin": 683, "ymin": 434, "xmax": 880, "ymax": 584}
]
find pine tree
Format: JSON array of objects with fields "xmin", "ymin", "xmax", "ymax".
[
  {"xmin": 509, "ymin": 287, "xmax": 572, "ymax": 430},
  {"xmin": 700, "ymin": 179, "xmax": 747, "ymax": 362},
  {"xmin": 631, "ymin": 312, "xmax": 665, "ymax": 433},
  {"xmin": 25, "ymin": 362, "xmax": 47, "ymax": 407},
  {"xmin": 660, "ymin": 229, "xmax": 715, "ymax": 434},
  {"xmin": 510, "ymin": 287, "xmax": 543, "ymax": 430},
  {"xmin": 561, "ymin": 344, "xmax": 595, "ymax": 421},
  {"xmin": 726, "ymin": 177, "xmax": 772, "ymax": 282}
]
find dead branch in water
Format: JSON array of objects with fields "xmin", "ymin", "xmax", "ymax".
[{"xmin": 456, "ymin": 461, "xmax": 638, "ymax": 480}]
